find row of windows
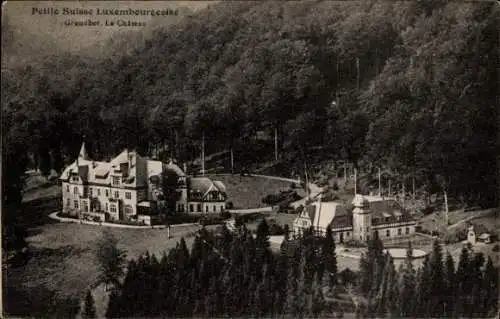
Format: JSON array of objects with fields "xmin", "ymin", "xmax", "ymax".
[
  {"xmin": 374, "ymin": 227, "xmax": 411, "ymax": 238},
  {"xmin": 66, "ymin": 185, "xmax": 131, "ymax": 200},
  {"xmin": 187, "ymin": 203, "xmax": 225, "ymax": 213},
  {"xmin": 373, "ymin": 216, "xmax": 403, "ymax": 223},
  {"xmin": 67, "ymin": 198, "xmax": 118, "ymax": 214}
]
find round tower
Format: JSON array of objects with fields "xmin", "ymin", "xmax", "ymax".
[{"xmin": 352, "ymin": 194, "xmax": 372, "ymax": 242}]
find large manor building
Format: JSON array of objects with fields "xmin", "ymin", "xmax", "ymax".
[
  {"xmin": 60, "ymin": 143, "xmax": 227, "ymax": 224},
  {"xmin": 293, "ymin": 194, "xmax": 417, "ymax": 242}
]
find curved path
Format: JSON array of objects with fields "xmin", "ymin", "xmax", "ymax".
[
  {"xmin": 49, "ymin": 212, "xmax": 199, "ymax": 229},
  {"xmin": 211, "ymin": 173, "xmax": 322, "ymax": 213}
]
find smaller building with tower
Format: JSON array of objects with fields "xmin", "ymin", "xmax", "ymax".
[{"xmin": 293, "ymin": 194, "xmax": 417, "ymax": 243}]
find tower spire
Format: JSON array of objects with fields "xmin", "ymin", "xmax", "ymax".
[{"xmin": 79, "ymin": 141, "xmax": 88, "ymax": 160}]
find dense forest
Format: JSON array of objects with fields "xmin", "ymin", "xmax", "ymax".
[
  {"xmin": 2, "ymin": 1, "xmax": 498, "ymax": 229},
  {"xmin": 101, "ymin": 221, "xmax": 499, "ymax": 318}
]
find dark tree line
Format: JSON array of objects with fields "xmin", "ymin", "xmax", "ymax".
[
  {"xmin": 103, "ymin": 220, "xmax": 498, "ymax": 318},
  {"xmin": 2, "ymin": 0, "xmax": 497, "ymax": 202},
  {"xmin": 105, "ymin": 220, "xmax": 338, "ymax": 318},
  {"xmin": 2, "ymin": 1, "xmax": 498, "ymax": 254},
  {"xmin": 356, "ymin": 234, "xmax": 498, "ymax": 318}
]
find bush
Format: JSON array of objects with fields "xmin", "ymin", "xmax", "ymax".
[
  {"xmin": 219, "ymin": 210, "xmax": 232, "ymax": 219},
  {"xmin": 332, "ymin": 181, "xmax": 339, "ymax": 191},
  {"xmin": 165, "ymin": 214, "xmax": 200, "ymax": 225},
  {"xmin": 492, "ymin": 244, "xmax": 499, "ymax": 252},
  {"xmin": 226, "ymin": 201, "xmax": 234, "ymax": 209},
  {"xmin": 268, "ymin": 222, "xmax": 285, "ymax": 236},
  {"xmin": 199, "ymin": 216, "xmax": 226, "ymax": 226},
  {"xmin": 422, "ymin": 206, "xmax": 435, "ymax": 215}
]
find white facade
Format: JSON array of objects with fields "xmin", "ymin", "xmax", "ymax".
[
  {"xmin": 293, "ymin": 194, "xmax": 417, "ymax": 243},
  {"xmin": 60, "ymin": 143, "xmax": 227, "ymax": 223}
]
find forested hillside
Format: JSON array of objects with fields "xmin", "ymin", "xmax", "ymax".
[{"xmin": 2, "ymin": 0, "xmax": 498, "ymax": 213}]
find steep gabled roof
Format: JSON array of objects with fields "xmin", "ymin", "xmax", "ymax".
[
  {"xmin": 188, "ymin": 177, "xmax": 214, "ymax": 196},
  {"xmin": 370, "ymin": 199, "xmax": 414, "ymax": 225},
  {"xmin": 296, "ymin": 201, "xmax": 349, "ymax": 230},
  {"xmin": 213, "ymin": 180, "xmax": 226, "ymax": 193}
]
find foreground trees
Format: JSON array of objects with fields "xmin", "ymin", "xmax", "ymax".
[
  {"xmin": 358, "ymin": 237, "xmax": 499, "ymax": 318},
  {"xmin": 104, "ymin": 220, "xmax": 498, "ymax": 318}
]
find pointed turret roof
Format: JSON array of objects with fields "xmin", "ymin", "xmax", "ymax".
[{"xmin": 79, "ymin": 142, "xmax": 88, "ymax": 160}]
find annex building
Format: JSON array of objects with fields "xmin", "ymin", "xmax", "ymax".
[
  {"xmin": 60, "ymin": 143, "xmax": 227, "ymax": 224},
  {"xmin": 293, "ymin": 194, "xmax": 417, "ymax": 242}
]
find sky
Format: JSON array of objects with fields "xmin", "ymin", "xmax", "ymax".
[{"xmin": 1, "ymin": 1, "xmax": 215, "ymax": 65}]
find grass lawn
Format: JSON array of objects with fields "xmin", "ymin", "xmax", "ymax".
[
  {"xmin": 206, "ymin": 174, "xmax": 301, "ymax": 209},
  {"xmin": 4, "ymin": 221, "xmax": 207, "ymax": 317}
]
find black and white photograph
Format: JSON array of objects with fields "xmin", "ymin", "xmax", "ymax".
[{"xmin": 1, "ymin": 0, "xmax": 499, "ymax": 318}]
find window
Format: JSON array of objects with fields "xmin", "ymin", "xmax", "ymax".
[
  {"xmin": 385, "ymin": 217, "xmax": 389, "ymax": 222},
  {"xmin": 347, "ymin": 232, "xmax": 350, "ymax": 237},
  {"xmin": 190, "ymin": 204, "xmax": 194, "ymax": 212},
  {"xmin": 405, "ymin": 227, "xmax": 410, "ymax": 234},
  {"xmin": 206, "ymin": 206, "xmax": 209, "ymax": 212},
  {"xmin": 398, "ymin": 228, "xmax": 402, "ymax": 235},
  {"xmin": 106, "ymin": 189, "xmax": 109, "ymax": 197},
  {"xmin": 302, "ymin": 221, "xmax": 307, "ymax": 227},
  {"xmin": 114, "ymin": 191, "xmax": 119, "ymax": 199},
  {"xmin": 83, "ymin": 203, "xmax": 89, "ymax": 212},
  {"xmin": 106, "ymin": 203, "xmax": 108, "ymax": 212},
  {"xmin": 97, "ymin": 189, "xmax": 101, "ymax": 196},
  {"xmin": 110, "ymin": 204, "xmax": 117, "ymax": 213},
  {"xmin": 197, "ymin": 204, "xmax": 202, "ymax": 212},
  {"xmin": 213, "ymin": 205, "xmax": 216, "ymax": 212},
  {"xmin": 125, "ymin": 192, "xmax": 131, "ymax": 200},
  {"xmin": 66, "ymin": 185, "xmax": 69, "ymax": 192},
  {"xmin": 66, "ymin": 199, "xmax": 70, "ymax": 207},
  {"xmin": 386, "ymin": 229, "xmax": 390, "ymax": 237},
  {"xmin": 74, "ymin": 187, "xmax": 78, "ymax": 195},
  {"xmin": 112, "ymin": 176, "xmax": 120, "ymax": 186},
  {"xmin": 74, "ymin": 200, "xmax": 79, "ymax": 209},
  {"xmin": 89, "ymin": 188, "xmax": 93, "ymax": 197},
  {"xmin": 374, "ymin": 230, "xmax": 379, "ymax": 237}
]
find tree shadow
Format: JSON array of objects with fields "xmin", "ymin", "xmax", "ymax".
[{"xmin": 3, "ymin": 283, "xmax": 80, "ymax": 318}]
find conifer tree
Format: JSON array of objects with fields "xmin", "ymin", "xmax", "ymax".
[
  {"xmin": 105, "ymin": 289, "xmax": 121, "ymax": 318},
  {"xmin": 397, "ymin": 241, "xmax": 416, "ymax": 317},
  {"xmin": 443, "ymin": 252, "xmax": 456, "ymax": 317},
  {"xmin": 309, "ymin": 273, "xmax": 325, "ymax": 318},
  {"xmin": 454, "ymin": 245, "xmax": 470, "ymax": 316},
  {"xmin": 82, "ymin": 289, "xmax": 97, "ymax": 318},
  {"xmin": 428, "ymin": 239, "xmax": 445, "ymax": 317},
  {"xmin": 285, "ymin": 250, "xmax": 299, "ymax": 316},
  {"xmin": 467, "ymin": 252, "xmax": 485, "ymax": 317},
  {"xmin": 321, "ymin": 226, "xmax": 337, "ymax": 291},
  {"xmin": 414, "ymin": 254, "xmax": 431, "ymax": 317},
  {"xmin": 96, "ymin": 231, "xmax": 127, "ymax": 292},
  {"xmin": 482, "ymin": 256, "xmax": 499, "ymax": 317}
]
